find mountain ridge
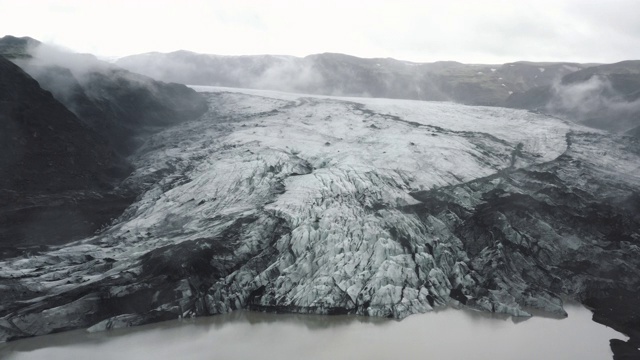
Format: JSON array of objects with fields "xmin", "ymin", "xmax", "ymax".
[
  {"xmin": 116, "ymin": 50, "xmax": 591, "ymax": 106},
  {"xmin": 1, "ymin": 36, "xmax": 640, "ymax": 359},
  {"xmin": 0, "ymin": 36, "xmax": 209, "ymax": 248},
  {"xmin": 506, "ymin": 60, "xmax": 640, "ymax": 134},
  {"xmin": 116, "ymin": 49, "xmax": 640, "ymax": 136}
]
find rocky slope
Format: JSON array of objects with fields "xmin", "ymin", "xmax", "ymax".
[
  {"xmin": 0, "ymin": 56, "xmax": 127, "ymax": 192},
  {"xmin": 0, "ymin": 36, "xmax": 208, "ymax": 249},
  {"xmin": 0, "ymin": 55, "xmax": 133, "ymax": 249},
  {"xmin": 0, "ymin": 88, "xmax": 637, "ymax": 358},
  {"xmin": 117, "ymin": 50, "xmax": 640, "ymax": 138},
  {"xmin": 116, "ymin": 51, "xmax": 588, "ymax": 106},
  {"xmin": 0, "ymin": 35, "xmax": 208, "ymax": 155}
]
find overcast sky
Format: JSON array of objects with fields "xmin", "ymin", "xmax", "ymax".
[{"xmin": 2, "ymin": 0, "xmax": 640, "ymax": 64}]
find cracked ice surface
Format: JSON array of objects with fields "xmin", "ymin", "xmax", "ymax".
[
  {"xmin": 113, "ymin": 89, "xmax": 574, "ymax": 314},
  {"xmin": 1, "ymin": 87, "xmax": 598, "ymax": 340}
]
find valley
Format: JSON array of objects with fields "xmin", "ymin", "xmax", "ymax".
[{"xmin": 1, "ymin": 87, "xmax": 638, "ymax": 357}]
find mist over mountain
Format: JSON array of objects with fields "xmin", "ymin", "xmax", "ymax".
[
  {"xmin": 116, "ymin": 51, "xmax": 587, "ymax": 106},
  {"xmin": 0, "ymin": 35, "xmax": 208, "ymax": 249},
  {"xmin": 0, "ymin": 55, "xmax": 128, "ymax": 193},
  {"xmin": 117, "ymin": 50, "xmax": 640, "ymax": 137},
  {"xmin": 0, "ymin": 54, "xmax": 135, "ymax": 248},
  {"xmin": 1, "ymin": 86, "xmax": 639, "ymax": 358},
  {"xmin": 2, "ymin": 36, "xmax": 208, "ymax": 155},
  {"xmin": 506, "ymin": 60, "xmax": 640, "ymax": 134},
  {"xmin": 1, "ymin": 36, "xmax": 640, "ymax": 359}
]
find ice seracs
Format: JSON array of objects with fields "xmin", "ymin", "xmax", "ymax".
[{"xmin": 0, "ymin": 87, "xmax": 638, "ymax": 344}]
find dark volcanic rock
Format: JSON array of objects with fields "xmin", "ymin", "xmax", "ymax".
[
  {"xmin": 584, "ymin": 288, "xmax": 640, "ymax": 359},
  {"xmin": 0, "ymin": 36, "xmax": 209, "ymax": 248},
  {"xmin": 0, "ymin": 55, "xmax": 130, "ymax": 193},
  {"xmin": 0, "ymin": 90, "xmax": 638, "ymax": 360},
  {"xmin": 0, "ymin": 55, "xmax": 134, "ymax": 247},
  {"xmin": 0, "ymin": 35, "xmax": 209, "ymax": 155}
]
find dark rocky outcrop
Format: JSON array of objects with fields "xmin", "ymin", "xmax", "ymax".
[
  {"xmin": 0, "ymin": 56, "xmax": 128, "ymax": 192},
  {"xmin": 0, "ymin": 36, "xmax": 209, "ymax": 248},
  {"xmin": 584, "ymin": 288, "xmax": 640, "ymax": 360},
  {"xmin": 409, "ymin": 133, "xmax": 640, "ymax": 358},
  {"xmin": 0, "ymin": 35, "xmax": 208, "ymax": 156},
  {"xmin": 0, "ymin": 55, "xmax": 134, "ymax": 249},
  {"xmin": 23, "ymin": 65, "xmax": 208, "ymax": 155}
]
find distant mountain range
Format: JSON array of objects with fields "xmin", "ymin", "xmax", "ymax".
[
  {"xmin": 117, "ymin": 50, "xmax": 640, "ymax": 135},
  {"xmin": 116, "ymin": 51, "xmax": 589, "ymax": 106},
  {"xmin": 505, "ymin": 60, "xmax": 640, "ymax": 135},
  {"xmin": 2, "ymin": 33, "xmax": 638, "ymax": 250},
  {"xmin": 1, "ymin": 35, "xmax": 640, "ymax": 359}
]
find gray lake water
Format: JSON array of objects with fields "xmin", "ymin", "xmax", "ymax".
[{"xmin": 0, "ymin": 304, "xmax": 626, "ymax": 360}]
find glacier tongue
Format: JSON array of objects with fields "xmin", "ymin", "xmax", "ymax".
[{"xmin": 1, "ymin": 88, "xmax": 639, "ymax": 341}]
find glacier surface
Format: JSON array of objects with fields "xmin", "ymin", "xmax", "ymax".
[{"xmin": 1, "ymin": 88, "xmax": 639, "ymax": 341}]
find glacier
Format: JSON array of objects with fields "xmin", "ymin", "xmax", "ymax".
[{"xmin": 0, "ymin": 87, "xmax": 639, "ymax": 342}]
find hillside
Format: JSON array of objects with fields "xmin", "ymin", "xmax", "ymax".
[
  {"xmin": 0, "ymin": 36, "xmax": 209, "ymax": 155},
  {"xmin": 0, "ymin": 88, "xmax": 638, "ymax": 358},
  {"xmin": 506, "ymin": 61, "xmax": 640, "ymax": 134},
  {"xmin": 0, "ymin": 36, "xmax": 209, "ymax": 248},
  {"xmin": 2, "ymin": 38, "xmax": 640, "ymax": 358},
  {"xmin": 0, "ymin": 55, "xmax": 132, "ymax": 248},
  {"xmin": 116, "ymin": 51, "xmax": 588, "ymax": 106}
]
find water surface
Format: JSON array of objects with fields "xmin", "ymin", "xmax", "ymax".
[{"xmin": 0, "ymin": 304, "xmax": 625, "ymax": 360}]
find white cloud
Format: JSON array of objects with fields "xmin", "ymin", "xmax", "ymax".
[{"xmin": 1, "ymin": 0, "xmax": 640, "ymax": 63}]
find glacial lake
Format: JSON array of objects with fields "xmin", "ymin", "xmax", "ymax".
[{"xmin": 0, "ymin": 304, "xmax": 626, "ymax": 360}]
